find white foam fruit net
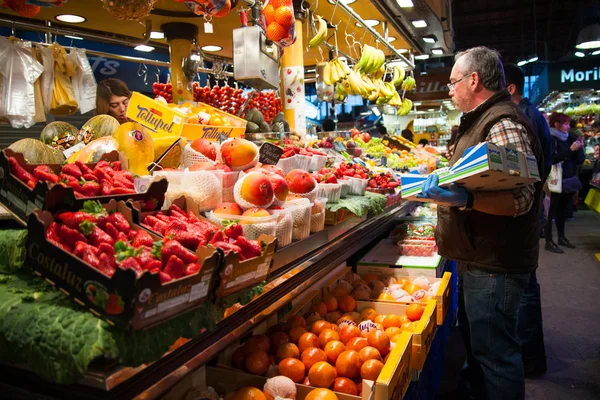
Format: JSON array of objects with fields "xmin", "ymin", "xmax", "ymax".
[
  {"xmin": 276, "ymin": 155, "xmax": 297, "ymax": 175},
  {"xmin": 182, "ymin": 143, "xmax": 218, "ymax": 168},
  {"xmin": 316, "ymin": 183, "xmax": 342, "ymax": 203},
  {"xmin": 284, "ymin": 198, "xmax": 312, "ymax": 241},
  {"xmin": 310, "ymin": 197, "xmax": 328, "ymax": 233},
  {"xmin": 288, "ymin": 185, "xmax": 317, "ymax": 203},
  {"xmin": 163, "ymin": 170, "xmax": 222, "ymax": 212},
  {"xmin": 218, "ymin": 138, "xmax": 259, "ymax": 171},
  {"xmin": 309, "ymin": 155, "xmax": 327, "ymax": 172},
  {"xmin": 205, "ymin": 211, "xmax": 277, "ymax": 240},
  {"xmin": 269, "ymin": 208, "xmax": 293, "ymax": 247},
  {"xmin": 233, "ymin": 172, "xmax": 275, "ymax": 210},
  {"xmin": 222, "ymin": 171, "xmax": 240, "ymax": 202}
]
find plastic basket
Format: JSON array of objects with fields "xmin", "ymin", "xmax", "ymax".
[
  {"xmin": 268, "ymin": 208, "xmax": 293, "ymax": 247},
  {"xmin": 284, "ymin": 198, "xmax": 312, "ymax": 241},
  {"xmin": 176, "ymin": 170, "xmax": 224, "ymax": 212},
  {"xmin": 205, "ymin": 211, "xmax": 278, "ymax": 240},
  {"xmin": 288, "ymin": 185, "xmax": 317, "ymax": 203},
  {"xmin": 310, "ymin": 197, "xmax": 328, "ymax": 233},
  {"xmin": 296, "ymin": 155, "xmax": 312, "ymax": 171},
  {"xmin": 233, "ymin": 172, "xmax": 275, "ymax": 210},
  {"xmin": 153, "ymin": 170, "xmax": 185, "ymax": 186},
  {"xmin": 222, "ymin": 171, "xmax": 240, "ymax": 202},
  {"xmin": 316, "ymin": 182, "xmax": 342, "ymax": 203},
  {"xmin": 348, "ymin": 177, "xmax": 369, "ymax": 195},
  {"xmin": 340, "ymin": 179, "xmax": 352, "ymax": 198},
  {"xmin": 277, "ymin": 155, "xmax": 297, "ymax": 175},
  {"xmin": 309, "ymin": 154, "xmax": 327, "ymax": 172}
]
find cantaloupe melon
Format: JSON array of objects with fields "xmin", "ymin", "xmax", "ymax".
[
  {"xmin": 78, "ymin": 115, "xmax": 120, "ymax": 145},
  {"xmin": 8, "ymin": 138, "xmax": 62, "ymax": 164},
  {"xmin": 40, "ymin": 121, "xmax": 80, "ymax": 150}
]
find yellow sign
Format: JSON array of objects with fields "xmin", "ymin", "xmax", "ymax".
[{"xmin": 126, "ymin": 92, "xmax": 186, "ymax": 137}]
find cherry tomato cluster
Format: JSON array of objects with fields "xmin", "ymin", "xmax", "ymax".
[
  {"xmin": 152, "ymin": 82, "xmax": 173, "ymax": 103},
  {"xmin": 367, "ymin": 172, "xmax": 399, "ymax": 190},
  {"xmin": 246, "ymin": 91, "xmax": 282, "ymax": 124},
  {"xmin": 333, "ymin": 162, "xmax": 370, "ymax": 180},
  {"xmin": 193, "ymin": 84, "xmax": 246, "ymax": 115},
  {"xmin": 398, "ymin": 240, "xmax": 437, "ymax": 257}
]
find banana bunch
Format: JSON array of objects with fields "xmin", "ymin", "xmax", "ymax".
[
  {"xmin": 400, "ymin": 76, "xmax": 416, "ymax": 91},
  {"xmin": 370, "ymin": 65, "xmax": 386, "ymax": 80},
  {"xmin": 308, "ymin": 15, "xmax": 327, "ymax": 48},
  {"xmin": 323, "ymin": 58, "xmax": 351, "ymax": 86},
  {"xmin": 334, "ymin": 84, "xmax": 347, "ymax": 102},
  {"xmin": 392, "ymin": 66, "xmax": 406, "ymax": 87},
  {"xmin": 341, "ymin": 69, "xmax": 374, "ymax": 97},
  {"xmin": 397, "ymin": 98, "xmax": 413, "ymax": 116},
  {"xmin": 388, "ymin": 91, "xmax": 402, "ymax": 107},
  {"xmin": 356, "ymin": 44, "xmax": 386, "ymax": 75},
  {"xmin": 373, "ymin": 80, "xmax": 397, "ymax": 105}
]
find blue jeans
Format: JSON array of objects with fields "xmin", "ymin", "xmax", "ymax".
[
  {"xmin": 458, "ymin": 264, "xmax": 530, "ymax": 400},
  {"xmin": 517, "ymin": 271, "xmax": 547, "ymax": 368}
]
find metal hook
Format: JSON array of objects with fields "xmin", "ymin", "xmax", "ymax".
[
  {"xmin": 155, "ymin": 65, "xmax": 161, "ymax": 83},
  {"xmin": 329, "ymin": 0, "xmax": 339, "ymax": 29},
  {"xmin": 11, "ymin": 22, "xmax": 15, "ymax": 36}
]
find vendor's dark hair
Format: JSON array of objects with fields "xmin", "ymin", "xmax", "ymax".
[
  {"xmin": 549, "ymin": 112, "xmax": 570, "ymax": 127},
  {"xmin": 503, "ymin": 63, "xmax": 524, "ymax": 95},
  {"xmin": 96, "ymin": 79, "xmax": 131, "ymax": 116}
]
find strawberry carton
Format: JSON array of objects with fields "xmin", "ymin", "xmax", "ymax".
[
  {"xmin": 0, "ymin": 149, "xmax": 168, "ymax": 226},
  {"xmin": 26, "ymin": 200, "xmax": 220, "ymax": 331}
]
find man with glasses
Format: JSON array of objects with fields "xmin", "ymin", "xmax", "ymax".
[{"xmin": 418, "ymin": 47, "xmax": 544, "ymax": 400}]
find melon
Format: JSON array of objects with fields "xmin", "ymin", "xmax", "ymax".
[
  {"xmin": 68, "ymin": 136, "xmax": 119, "ymax": 164},
  {"xmin": 78, "ymin": 115, "xmax": 120, "ymax": 145},
  {"xmin": 40, "ymin": 121, "xmax": 80, "ymax": 150},
  {"xmin": 8, "ymin": 138, "xmax": 62, "ymax": 164},
  {"xmin": 112, "ymin": 122, "xmax": 154, "ymax": 176}
]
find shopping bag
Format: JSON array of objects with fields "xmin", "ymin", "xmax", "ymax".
[{"xmin": 547, "ymin": 163, "xmax": 562, "ymax": 193}]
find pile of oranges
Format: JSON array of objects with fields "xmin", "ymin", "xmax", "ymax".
[
  {"xmin": 263, "ymin": 0, "xmax": 294, "ymax": 42},
  {"xmin": 231, "ymin": 290, "xmax": 425, "ymax": 397}
]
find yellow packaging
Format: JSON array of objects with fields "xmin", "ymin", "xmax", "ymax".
[
  {"xmin": 180, "ymin": 102, "xmax": 247, "ymax": 142},
  {"xmin": 126, "ymin": 92, "xmax": 186, "ymax": 137}
]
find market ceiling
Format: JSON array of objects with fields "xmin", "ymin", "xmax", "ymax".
[{"xmin": 0, "ymin": 0, "xmax": 421, "ymax": 67}]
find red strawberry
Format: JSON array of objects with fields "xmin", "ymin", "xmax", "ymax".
[
  {"xmin": 161, "ymin": 240, "xmax": 198, "ymax": 264},
  {"xmin": 213, "ymin": 241, "xmax": 245, "ymax": 259},
  {"xmin": 185, "ymin": 263, "xmax": 201, "ymax": 276},
  {"xmin": 59, "ymin": 225, "xmax": 87, "ymax": 250},
  {"xmin": 164, "ymin": 220, "xmax": 188, "ymax": 238},
  {"xmin": 117, "ymin": 232, "xmax": 129, "ymax": 243},
  {"xmin": 104, "ymin": 222, "xmax": 119, "ymax": 241},
  {"xmin": 107, "ymin": 212, "xmax": 130, "ymax": 234},
  {"xmin": 57, "ymin": 211, "xmax": 96, "ymax": 229},
  {"xmin": 133, "ymin": 230, "xmax": 154, "ymax": 248},
  {"xmin": 143, "ymin": 259, "xmax": 163, "ymax": 271},
  {"xmin": 174, "ymin": 231, "xmax": 204, "ymax": 251},
  {"xmin": 234, "ymin": 236, "xmax": 263, "ymax": 259},
  {"xmin": 163, "ymin": 255, "xmax": 185, "ymax": 279},
  {"xmin": 159, "ymin": 271, "xmax": 173, "ymax": 284},
  {"xmin": 81, "ymin": 247, "xmax": 100, "ymax": 268},
  {"xmin": 120, "ymin": 257, "xmax": 143, "ymax": 277},
  {"xmin": 135, "ymin": 246, "xmax": 155, "ymax": 268},
  {"xmin": 98, "ymin": 242, "xmax": 115, "ymax": 257},
  {"xmin": 97, "ymin": 253, "xmax": 117, "ymax": 276},
  {"xmin": 223, "ymin": 221, "xmax": 244, "ymax": 240},
  {"xmin": 209, "ymin": 230, "xmax": 224, "ymax": 244},
  {"xmin": 73, "ymin": 241, "xmax": 90, "ymax": 258}
]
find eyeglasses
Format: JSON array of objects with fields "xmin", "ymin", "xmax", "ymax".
[{"xmin": 447, "ymin": 73, "xmax": 472, "ymax": 91}]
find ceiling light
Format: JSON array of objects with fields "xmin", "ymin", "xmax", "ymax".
[
  {"xmin": 150, "ymin": 31, "xmax": 165, "ymax": 39},
  {"xmin": 528, "ymin": 56, "xmax": 538, "ymax": 63},
  {"xmin": 415, "ymin": 54, "xmax": 429, "ymax": 60},
  {"xmin": 386, "ymin": 37, "xmax": 396, "ymax": 43},
  {"xmin": 413, "ymin": 102, "xmax": 422, "ymax": 106},
  {"xmin": 327, "ymin": 0, "xmax": 357, "ymax": 4},
  {"xmin": 306, "ymin": 69, "xmax": 316, "ymax": 73},
  {"xmin": 134, "ymin": 45, "xmax": 154, "ymax": 52},
  {"xmin": 575, "ymin": 51, "xmax": 585, "ymax": 58},
  {"xmin": 396, "ymin": 0, "xmax": 414, "ymax": 7},
  {"xmin": 576, "ymin": 23, "xmax": 600, "ymax": 49},
  {"xmin": 517, "ymin": 60, "xmax": 528, "ymax": 66},
  {"xmin": 428, "ymin": 109, "xmax": 435, "ymax": 111},
  {"xmin": 431, "ymin": 48, "xmax": 444, "ymax": 55},
  {"xmin": 355, "ymin": 19, "xmax": 380, "ymax": 28},
  {"xmin": 190, "ymin": 54, "xmax": 201, "ymax": 61},
  {"xmin": 201, "ymin": 45, "xmax": 222, "ymax": 52},
  {"xmin": 411, "ymin": 20, "xmax": 428, "ymax": 28},
  {"xmin": 396, "ymin": 48, "xmax": 409, "ymax": 54},
  {"xmin": 64, "ymin": 35, "xmax": 83, "ymax": 40},
  {"xmin": 592, "ymin": 49, "xmax": 600, "ymax": 55},
  {"xmin": 388, "ymin": 61, "xmax": 408, "ymax": 68},
  {"xmin": 422, "ymin": 36, "xmax": 436, "ymax": 44},
  {"xmin": 55, "ymin": 14, "xmax": 86, "ymax": 24}
]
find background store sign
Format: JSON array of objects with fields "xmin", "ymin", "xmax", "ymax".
[
  {"xmin": 406, "ymin": 68, "xmax": 451, "ymax": 102},
  {"xmin": 548, "ymin": 58, "xmax": 600, "ymax": 91}
]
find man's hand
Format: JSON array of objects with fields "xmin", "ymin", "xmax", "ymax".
[{"xmin": 417, "ymin": 174, "xmax": 469, "ymax": 207}]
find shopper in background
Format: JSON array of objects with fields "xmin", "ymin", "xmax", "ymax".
[
  {"xmin": 400, "ymin": 129, "xmax": 414, "ymax": 142},
  {"xmin": 544, "ymin": 112, "xmax": 584, "ymax": 253},
  {"xmin": 418, "ymin": 46, "xmax": 543, "ymax": 400},
  {"xmin": 95, "ymin": 79, "xmax": 131, "ymax": 124},
  {"xmin": 322, "ymin": 117, "xmax": 335, "ymax": 132},
  {"xmin": 418, "ymin": 138, "xmax": 429, "ymax": 146},
  {"xmin": 503, "ymin": 62, "xmax": 548, "ymax": 377}
]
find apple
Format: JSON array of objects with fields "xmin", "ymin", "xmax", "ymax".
[
  {"xmin": 350, "ymin": 128, "xmax": 360, "ymax": 139},
  {"xmin": 190, "ymin": 138, "xmax": 217, "ymax": 161},
  {"xmin": 361, "ymin": 132, "xmax": 371, "ymax": 143}
]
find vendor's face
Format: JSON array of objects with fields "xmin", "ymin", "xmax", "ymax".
[{"xmin": 108, "ymin": 95, "xmax": 129, "ymax": 123}]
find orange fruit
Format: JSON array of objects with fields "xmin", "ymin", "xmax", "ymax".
[
  {"xmin": 358, "ymin": 346, "xmax": 382, "ymax": 363},
  {"xmin": 385, "ymin": 327, "xmax": 402, "ymax": 338},
  {"xmin": 245, "ymin": 350, "xmax": 270, "ymax": 375},
  {"xmin": 337, "ymin": 314, "xmax": 356, "ymax": 327},
  {"xmin": 390, "ymin": 334, "xmax": 403, "ymax": 344},
  {"xmin": 367, "ymin": 330, "xmax": 390, "ymax": 356},
  {"xmin": 406, "ymin": 304, "xmax": 425, "ymax": 321},
  {"xmin": 352, "ymin": 279, "xmax": 367, "ymax": 288},
  {"xmin": 346, "ymin": 337, "xmax": 369, "ymax": 352},
  {"xmin": 311, "ymin": 320, "xmax": 332, "ymax": 336},
  {"xmin": 212, "ymin": 0, "xmax": 231, "ymax": 18},
  {"xmin": 362, "ymin": 274, "xmax": 380, "ymax": 284},
  {"xmin": 337, "ymin": 296, "xmax": 356, "ymax": 313},
  {"xmin": 400, "ymin": 315, "xmax": 410, "ymax": 324},
  {"xmin": 270, "ymin": 331, "xmax": 291, "ymax": 353},
  {"xmin": 360, "ymin": 308, "xmax": 378, "ymax": 322},
  {"xmin": 286, "ymin": 315, "xmax": 307, "ymax": 330},
  {"xmin": 339, "ymin": 324, "xmax": 361, "ymax": 345},
  {"xmin": 360, "ymin": 359, "xmax": 384, "ymax": 381},
  {"xmin": 312, "ymin": 302, "xmax": 328, "ymax": 317},
  {"xmin": 318, "ymin": 328, "xmax": 341, "ymax": 348},
  {"xmin": 374, "ymin": 315, "xmax": 386, "ymax": 325},
  {"xmin": 276, "ymin": 342, "xmax": 300, "ymax": 361},
  {"xmin": 269, "ymin": 0, "xmax": 284, "ymax": 8},
  {"xmin": 308, "ymin": 361, "xmax": 337, "ymax": 388},
  {"xmin": 243, "ymin": 335, "xmax": 271, "ymax": 355},
  {"xmin": 298, "ymin": 332, "xmax": 320, "ymax": 353},
  {"xmin": 323, "ymin": 296, "xmax": 338, "ymax": 312},
  {"xmin": 335, "ymin": 350, "xmax": 362, "ymax": 379},
  {"xmin": 401, "ymin": 321, "xmax": 414, "ymax": 332},
  {"xmin": 378, "ymin": 293, "xmax": 395, "ymax": 301},
  {"xmin": 382, "ymin": 314, "xmax": 402, "ymax": 329},
  {"xmin": 274, "ymin": 5, "xmax": 294, "ymax": 28},
  {"xmin": 230, "ymin": 387, "xmax": 267, "ymax": 400},
  {"xmin": 279, "ymin": 357, "xmax": 306, "ymax": 383},
  {"xmin": 333, "ymin": 377, "xmax": 358, "ymax": 396},
  {"xmin": 266, "ymin": 22, "xmax": 286, "ymax": 42},
  {"xmin": 232, "ymin": 347, "xmax": 246, "ymax": 369},
  {"xmin": 374, "ymin": 323, "xmax": 385, "ymax": 332},
  {"xmin": 323, "ymin": 340, "xmax": 346, "ymax": 364},
  {"xmin": 263, "ymin": 3, "xmax": 275, "ymax": 25},
  {"xmin": 404, "ymin": 283, "xmax": 420, "ymax": 295},
  {"xmin": 305, "ymin": 388, "xmax": 339, "ymax": 400},
  {"xmin": 301, "ymin": 347, "xmax": 327, "ymax": 370},
  {"xmin": 289, "ymin": 327, "xmax": 308, "ymax": 343}
]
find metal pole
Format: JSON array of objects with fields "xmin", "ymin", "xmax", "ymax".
[{"xmin": 329, "ymin": 49, "xmax": 336, "ymax": 121}]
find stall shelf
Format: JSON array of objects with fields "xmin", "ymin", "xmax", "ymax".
[{"xmin": 0, "ymin": 201, "xmax": 416, "ymax": 400}]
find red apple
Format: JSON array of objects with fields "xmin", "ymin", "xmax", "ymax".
[
  {"xmin": 361, "ymin": 132, "xmax": 371, "ymax": 143},
  {"xmin": 190, "ymin": 138, "xmax": 217, "ymax": 161}
]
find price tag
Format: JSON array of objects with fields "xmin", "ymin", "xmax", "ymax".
[
  {"xmin": 333, "ymin": 141, "xmax": 346, "ymax": 153},
  {"xmin": 219, "ymin": 133, "xmax": 229, "ymax": 144},
  {"xmin": 258, "ymin": 142, "xmax": 284, "ymax": 165},
  {"xmin": 62, "ymin": 142, "xmax": 85, "ymax": 159},
  {"xmin": 204, "ymin": 21, "xmax": 213, "ymax": 34},
  {"xmin": 381, "ymin": 156, "xmax": 387, "ymax": 166}
]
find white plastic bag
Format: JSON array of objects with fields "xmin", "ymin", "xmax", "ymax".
[
  {"xmin": 34, "ymin": 44, "xmax": 54, "ymax": 114},
  {"xmin": 548, "ymin": 163, "xmax": 562, "ymax": 193},
  {"xmin": 68, "ymin": 48, "xmax": 96, "ymax": 114},
  {"xmin": 0, "ymin": 37, "xmax": 44, "ymax": 128}
]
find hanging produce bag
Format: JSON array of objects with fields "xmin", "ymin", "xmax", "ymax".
[
  {"xmin": 26, "ymin": 0, "xmax": 67, "ymax": 6},
  {"xmin": 49, "ymin": 42, "xmax": 78, "ymax": 116},
  {"xmin": 34, "ymin": 44, "xmax": 54, "ymax": 114},
  {"xmin": 548, "ymin": 163, "xmax": 562, "ymax": 193},
  {"xmin": 30, "ymin": 47, "xmax": 46, "ymax": 123},
  {"xmin": 0, "ymin": 37, "xmax": 44, "ymax": 128},
  {"xmin": 261, "ymin": 0, "xmax": 296, "ymax": 47},
  {"xmin": 4, "ymin": 0, "xmax": 40, "ymax": 16},
  {"xmin": 183, "ymin": 0, "xmax": 232, "ymax": 18},
  {"xmin": 68, "ymin": 48, "xmax": 97, "ymax": 114},
  {"xmin": 101, "ymin": 0, "xmax": 158, "ymax": 20}
]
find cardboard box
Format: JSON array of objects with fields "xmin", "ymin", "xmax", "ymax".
[
  {"xmin": 325, "ymin": 208, "xmax": 356, "ymax": 226},
  {"xmin": 400, "ymin": 142, "xmax": 539, "ymax": 203},
  {"xmin": 357, "ymin": 238, "xmax": 444, "ymax": 278},
  {"xmin": 180, "ymin": 102, "xmax": 247, "ymax": 142},
  {"xmin": 26, "ymin": 200, "xmax": 220, "ymax": 331},
  {"xmin": 126, "ymin": 92, "xmax": 186, "ymax": 136},
  {"xmin": 0, "ymin": 149, "xmax": 168, "ymax": 226}
]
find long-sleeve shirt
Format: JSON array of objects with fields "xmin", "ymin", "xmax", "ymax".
[
  {"xmin": 519, "ymin": 98, "xmax": 552, "ymax": 181},
  {"xmin": 486, "ymin": 118, "xmax": 535, "ymax": 217}
]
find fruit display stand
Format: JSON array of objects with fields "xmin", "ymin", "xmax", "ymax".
[{"xmin": 585, "ymin": 182, "xmax": 600, "ymax": 263}]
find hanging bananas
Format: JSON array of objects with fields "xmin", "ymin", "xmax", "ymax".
[
  {"xmin": 392, "ymin": 66, "xmax": 406, "ymax": 87},
  {"xmin": 322, "ymin": 58, "xmax": 351, "ymax": 86},
  {"xmin": 400, "ymin": 76, "xmax": 416, "ymax": 91},
  {"xmin": 356, "ymin": 44, "xmax": 386, "ymax": 75},
  {"xmin": 397, "ymin": 98, "xmax": 413, "ymax": 115},
  {"xmin": 334, "ymin": 84, "xmax": 347, "ymax": 102},
  {"xmin": 308, "ymin": 15, "xmax": 327, "ymax": 48}
]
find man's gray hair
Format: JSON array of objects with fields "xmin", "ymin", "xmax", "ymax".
[{"xmin": 455, "ymin": 46, "xmax": 506, "ymax": 91}]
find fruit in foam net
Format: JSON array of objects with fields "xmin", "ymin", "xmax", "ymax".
[
  {"xmin": 190, "ymin": 138, "xmax": 217, "ymax": 161},
  {"xmin": 242, "ymin": 207, "xmax": 271, "ymax": 218},
  {"xmin": 269, "ymin": 173, "xmax": 289, "ymax": 203},
  {"xmin": 239, "ymin": 172, "xmax": 275, "ymax": 207},
  {"xmin": 214, "ymin": 202, "xmax": 244, "ymax": 215},
  {"xmin": 286, "ymin": 169, "xmax": 317, "ymax": 194},
  {"xmin": 305, "ymin": 388, "xmax": 339, "ymax": 400},
  {"xmin": 312, "ymin": 199, "xmax": 325, "ymax": 215},
  {"xmin": 221, "ymin": 138, "xmax": 258, "ymax": 169},
  {"xmin": 215, "ymin": 163, "xmax": 233, "ymax": 172},
  {"xmin": 263, "ymin": 375, "xmax": 297, "ymax": 400},
  {"xmin": 189, "ymin": 161, "xmax": 217, "ymax": 171}
]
